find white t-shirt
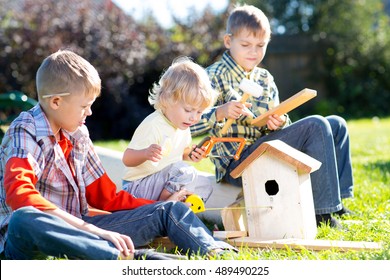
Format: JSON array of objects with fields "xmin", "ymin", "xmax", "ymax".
[{"xmin": 122, "ymin": 109, "xmax": 191, "ymax": 181}]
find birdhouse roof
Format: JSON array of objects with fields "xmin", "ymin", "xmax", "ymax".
[{"xmin": 230, "ymin": 140, "xmax": 322, "ymax": 179}]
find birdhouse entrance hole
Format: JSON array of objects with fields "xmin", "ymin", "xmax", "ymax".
[{"xmin": 265, "ymin": 180, "xmax": 279, "ymax": 196}]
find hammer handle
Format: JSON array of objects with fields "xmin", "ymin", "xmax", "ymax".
[{"xmin": 220, "ymin": 93, "xmax": 251, "ymax": 135}]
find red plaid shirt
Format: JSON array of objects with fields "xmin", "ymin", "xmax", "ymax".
[{"xmin": 0, "ymin": 104, "xmax": 154, "ymax": 253}]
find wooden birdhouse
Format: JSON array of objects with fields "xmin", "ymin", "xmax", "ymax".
[{"xmin": 229, "ymin": 140, "xmax": 321, "ymax": 240}]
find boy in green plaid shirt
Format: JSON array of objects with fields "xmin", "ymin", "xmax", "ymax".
[{"xmin": 191, "ymin": 4, "xmax": 354, "ymax": 228}]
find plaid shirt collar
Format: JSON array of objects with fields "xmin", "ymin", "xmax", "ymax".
[
  {"xmin": 32, "ymin": 104, "xmax": 85, "ymax": 144},
  {"xmin": 221, "ymin": 51, "xmax": 254, "ymax": 81},
  {"xmin": 32, "ymin": 104, "xmax": 55, "ymax": 142}
]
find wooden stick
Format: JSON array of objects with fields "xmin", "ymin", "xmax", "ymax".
[
  {"xmin": 251, "ymin": 88, "xmax": 317, "ymax": 127},
  {"xmin": 224, "ymin": 237, "xmax": 382, "ymax": 252},
  {"xmin": 220, "ymin": 92, "xmax": 251, "ymax": 135}
]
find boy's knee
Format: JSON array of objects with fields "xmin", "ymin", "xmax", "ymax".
[
  {"xmin": 308, "ymin": 114, "xmax": 327, "ymax": 124},
  {"xmin": 306, "ymin": 115, "xmax": 333, "ymax": 133},
  {"xmin": 175, "ymin": 162, "xmax": 198, "ymax": 179},
  {"xmin": 8, "ymin": 206, "xmax": 37, "ymax": 232},
  {"xmin": 327, "ymin": 115, "xmax": 347, "ymax": 128},
  {"xmin": 11, "ymin": 206, "xmax": 37, "ymax": 221},
  {"xmin": 157, "ymin": 201, "xmax": 189, "ymax": 216}
]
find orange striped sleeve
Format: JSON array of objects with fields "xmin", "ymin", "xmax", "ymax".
[{"xmin": 4, "ymin": 157, "xmax": 57, "ymax": 211}]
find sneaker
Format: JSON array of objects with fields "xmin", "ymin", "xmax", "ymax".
[
  {"xmin": 315, "ymin": 214, "xmax": 342, "ymax": 228},
  {"xmin": 334, "ymin": 206, "xmax": 354, "ymax": 217}
]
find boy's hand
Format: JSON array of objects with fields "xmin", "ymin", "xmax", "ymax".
[
  {"xmin": 188, "ymin": 144, "xmax": 206, "ymax": 162},
  {"xmin": 99, "ymin": 230, "xmax": 135, "ymax": 258},
  {"xmin": 266, "ymin": 114, "xmax": 286, "ymax": 130},
  {"xmin": 145, "ymin": 144, "xmax": 163, "ymax": 162},
  {"xmin": 216, "ymin": 101, "xmax": 252, "ymax": 121},
  {"xmin": 166, "ymin": 188, "xmax": 193, "ymax": 203}
]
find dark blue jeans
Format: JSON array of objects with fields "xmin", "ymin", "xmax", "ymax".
[
  {"xmin": 224, "ymin": 115, "xmax": 354, "ymax": 215},
  {"xmin": 4, "ymin": 203, "xmax": 234, "ymax": 259}
]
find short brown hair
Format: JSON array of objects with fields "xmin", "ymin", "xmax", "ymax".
[
  {"xmin": 226, "ymin": 4, "xmax": 271, "ymax": 40},
  {"xmin": 36, "ymin": 50, "xmax": 101, "ymax": 100}
]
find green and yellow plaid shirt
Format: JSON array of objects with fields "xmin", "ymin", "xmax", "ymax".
[{"xmin": 191, "ymin": 51, "xmax": 290, "ymax": 182}]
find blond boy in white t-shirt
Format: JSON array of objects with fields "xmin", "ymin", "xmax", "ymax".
[{"xmin": 122, "ymin": 57, "xmax": 218, "ymax": 202}]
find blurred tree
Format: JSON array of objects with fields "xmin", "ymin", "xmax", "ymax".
[
  {"xmin": 0, "ymin": 0, "xmax": 153, "ymax": 139},
  {"xmin": 168, "ymin": 6, "xmax": 228, "ymax": 66},
  {"xmin": 314, "ymin": 0, "xmax": 390, "ymax": 117},
  {"xmin": 1, "ymin": 0, "xmax": 388, "ymax": 142},
  {"xmin": 235, "ymin": 0, "xmax": 390, "ymax": 118},
  {"xmin": 0, "ymin": 0, "xmax": 230, "ymax": 139},
  {"xmin": 0, "ymin": 0, "xmax": 147, "ymax": 94},
  {"xmin": 134, "ymin": 4, "xmax": 229, "ymax": 76}
]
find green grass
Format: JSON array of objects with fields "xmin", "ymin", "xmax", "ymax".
[{"xmin": 96, "ymin": 117, "xmax": 390, "ymax": 260}]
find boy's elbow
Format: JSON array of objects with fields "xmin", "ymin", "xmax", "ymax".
[
  {"xmin": 122, "ymin": 157, "xmax": 132, "ymax": 167},
  {"xmin": 122, "ymin": 149, "xmax": 140, "ymax": 167},
  {"xmin": 122, "ymin": 149, "xmax": 132, "ymax": 166}
]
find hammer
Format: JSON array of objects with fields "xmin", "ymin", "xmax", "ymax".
[{"xmin": 220, "ymin": 78, "xmax": 263, "ymax": 135}]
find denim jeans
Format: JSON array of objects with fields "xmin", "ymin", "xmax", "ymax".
[
  {"xmin": 4, "ymin": 203, "xmax": 234, "ymax": 260},
  {"xmin": 224, "ymin": 115, "xmax": 354, "ymax": 215}
]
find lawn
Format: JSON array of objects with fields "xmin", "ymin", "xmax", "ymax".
[{"xmin": 95, "ymin": 117, "xmax": 390, "ymax": 260}]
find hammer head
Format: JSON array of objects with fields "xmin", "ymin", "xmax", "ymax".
[{"xmin": 239, "ymin": 78, "xmax": 263, "ymax": 98}]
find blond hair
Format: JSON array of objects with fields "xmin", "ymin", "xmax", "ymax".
[
  {"xmin": 149, "ymin": 57, "xmax": 218, "ymax": 111},
  {"xmin": 226, "ymin": 4, "xmax": 271, "ymax": 40},
  {"xmin": 36, "ymin": 50, "xmax": 101, "ymax": 100}
]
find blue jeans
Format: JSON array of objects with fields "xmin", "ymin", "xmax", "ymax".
[
  {"xmin": 4, "ymin": 203, "xmax": 234, "ymax": 260},
  {"xmin": 224, "ymin": 115, "xmax": 354, "ymax": 215}
]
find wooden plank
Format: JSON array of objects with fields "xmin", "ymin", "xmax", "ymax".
[
  {"xmin": 220, "ymin": 197, "xmax": 247, "ymax": 231},
  {"xmin": 263, "ymin": 140, "xmax": 322, "ymax": 173},
  {"xmin": 230, "ymin": 140, "xmax": 321, "ymax": 179},
  {"xmin": 251, "ymin": 88, "xmax": 317, "ymax": 127},
  {"xmin": 213, "ymin": 231, "xmax": 247, "ymax": 240},
  {"xmin": 225, "ymin": 237, "xmax": 382, "ymax": 252}
]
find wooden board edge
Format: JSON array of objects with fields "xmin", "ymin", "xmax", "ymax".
[
  {"xmin": 251, "ymin": 89, "xmax": 317, "ymax": 127},
  {"xmin": 213, "ymin": 230, "xmax": 248, "ymax": 239},
  {"xmin": 225, "ymin": 237, "xmax": 382, "ymax": 252}
]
